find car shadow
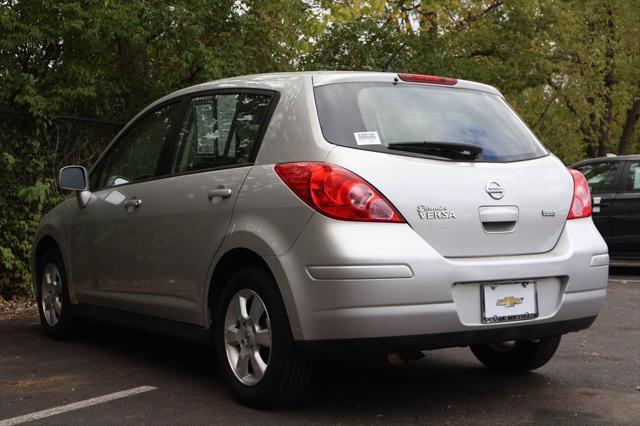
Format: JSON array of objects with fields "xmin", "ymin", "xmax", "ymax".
[
  {"xmin": 609, "ymin": 265, "xmax": 640, "ymax": 277},
  {"xmin": 65, "ymin": 320, "xmax": 560, "ymax": 415}
]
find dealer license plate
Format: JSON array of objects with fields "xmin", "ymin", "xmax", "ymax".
[{"xmin": 481, "ymin": 281, "xmax": 538, "ymax": 324}]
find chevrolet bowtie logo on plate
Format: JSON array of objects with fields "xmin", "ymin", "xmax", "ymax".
[{"xmin": 496, "ymin": 296, "xmax": 524, "ymax": 308}]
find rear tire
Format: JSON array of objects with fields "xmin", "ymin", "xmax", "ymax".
[
  {"xmin": 470, "ymin": 336, "xmax": 561, "ymax": 372},
  {"xmin": 215, "ymin": 265, "xmax": 313, "ymax": 408},
  {"xmin": 37, "ymin": 248, "xmax": 75, "ymax": 339}
]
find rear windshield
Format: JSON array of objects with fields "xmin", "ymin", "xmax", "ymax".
[{"xmin": 314, "ymin": 82, "xmax": 547, "ymax": 162}]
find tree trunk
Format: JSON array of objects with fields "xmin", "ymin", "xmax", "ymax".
[
  {"xmin": 597, "ymin": 5, "xmax": 615, "ymax": 158},
  {"xmin": 618, "ymin": 94, "xmax": 640, "ymax": 154}
]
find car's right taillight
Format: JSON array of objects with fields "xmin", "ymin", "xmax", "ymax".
[
  {"xmin": 274, "ymin": 162, "xmax": 405, "ymax": 223},
  {"xmin": 567, "ymin": 169, "xmax": 592, "ymax": 219}
]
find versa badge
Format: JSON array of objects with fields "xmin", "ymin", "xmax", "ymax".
[{"xmin": 417, "ymin": 205, "xmax": 456, "ymax": 220}]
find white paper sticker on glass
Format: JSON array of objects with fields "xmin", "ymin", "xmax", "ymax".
[{"xmin": 354, "ymin": 131, "xmax": 382, "ymax": 146}]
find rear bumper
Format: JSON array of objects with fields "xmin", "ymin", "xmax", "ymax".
[
  {"xmin": 299, "ymin": 316, "xmax": 597, "ymax": 357},
  {"xmin": 265, "ymin": 215, "xmax": 608, "ymax": 342}
]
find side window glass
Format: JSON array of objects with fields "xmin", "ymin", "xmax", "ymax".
[
  {"xmin": 231, "ymin": 94, "xmax": 272, "ymax": 163},
  {"xmin": 175, "ymin": 94, "xmax": 238, "ymax": 172},
  {"xmin": 575, "ymin": 162, "xmax": 619, "ymax": 194},
  {"xmin": 93, "ymin": 102, "xmax": 180, "ymax": 189},
  {"xmin": 624, "ymin": 162, "xmax": 640, "ymax": 192},
  {"xmin": 174, "ymin": 93, "xmax": 272, "ymax": 173}
]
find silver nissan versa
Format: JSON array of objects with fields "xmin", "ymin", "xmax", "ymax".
[{"xmin": 32, "ymin": 72, "xmax": 609, "ymax": 407}]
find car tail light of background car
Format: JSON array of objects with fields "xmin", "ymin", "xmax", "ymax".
[{"xmin": 275, "ymin": 162, "xmax": 405, "ymax": 223}]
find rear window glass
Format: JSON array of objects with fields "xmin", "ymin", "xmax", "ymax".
[{"xmin": 314, "ymin": 83, "xmax": 547, "ymax": 162}]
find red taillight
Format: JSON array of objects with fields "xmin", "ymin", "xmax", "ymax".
[
  {"xmin": 398, "ymin": 73, "xmax": 458, "ymax": 85},
  {"xmin": 274, "ymin": 162, "xmax": 405, "ymax": 223},
  {"xmin": 567, "ymin": 169, "xmax": 592, "ymax": 219}
]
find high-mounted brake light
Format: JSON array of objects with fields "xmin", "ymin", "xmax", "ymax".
[
  {"xmin": 567, "ymin": 169, "xmax": 592, "ymax": 220},
  {"xmin": 398, "ymin": 73, "xmax": 458, "ymax": 85},
  {"xmin": 274, "ymin": 162, "xmax": 405, "ymax": 223}
]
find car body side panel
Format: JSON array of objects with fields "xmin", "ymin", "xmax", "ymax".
[
  {"xmin": 253, "ymin": 75, "xmax": 332, "ymax": 165},
  {"xmin": 31, "ymin": 198, "xmax": 76, "ymax": 300},
  {"xmin": 229, "ymin": 164, "xmax": 317, "ymax": 256},
  {"xmin": 571, "ymin": 156, "xmax": 640, "ymax": 261},
  {"xmin": 68, "ymin": 182, "xmax": 155, "ymax": 313},
  {"xmin": 606, "ymin": 161, "xmax": 640, "ymax": 259},
  {"xmin": 201, "ymin": 163, "xmax": 320, "ymax": 332},
  {"xmin": 140, "ymin": 166, "xmax": 253, "ymax": 325}
]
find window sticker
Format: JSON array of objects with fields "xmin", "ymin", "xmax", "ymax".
[
  {"xmin": 217, "ymin": 95, "xmax": 237, "ymax": 155},
  {"xmin": 195, "ymin": 103, "xmax": 216, "ymax": 155},
  {"xmin": 354, "ymin": 131, "xmax": 381, "ymax": 145}
]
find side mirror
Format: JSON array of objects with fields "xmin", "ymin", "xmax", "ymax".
[
  {"xmin": 59, "ymin": 166, "xmax": 92, "ymax": 209},
  {"xmin": 59, "ymin": 165, "xmax": 89, "ymax": 191}
]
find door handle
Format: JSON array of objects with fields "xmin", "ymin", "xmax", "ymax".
[
  {"xmin": 123, "ymin": 198, "xmax": 143, "ymax": 211},
  {"xmin": 592, "ymin": 197, "xmax": 610, "ymax": 208},
  {"xmin": 208, "ymin": 187, "xmax": 233, "ymax": 200}
]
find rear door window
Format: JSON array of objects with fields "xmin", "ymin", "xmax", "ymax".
[
  {"xmin": 574, "ymin": 162, "xmax": 620, "ymax": 194},
  {"xmin": 314, "ymin": 82, "xmax": 547, "ymax": 162},
  {"xmin": 174, "ymin": 93, "xmax": 273, "ymax": 173},
  {"xmin": 624, "ymin": 162, "xmax": 640, "ymax": 192}
]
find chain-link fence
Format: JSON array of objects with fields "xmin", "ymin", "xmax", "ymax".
[{"xmin": 0, "ymin": 110, "xmax": 123, "ymax": 298}]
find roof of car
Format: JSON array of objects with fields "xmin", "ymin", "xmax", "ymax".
[
  {"xmin": 572, "ymin": 155, "xmax": 640, "ymax": 166},
  {"xmin": 152, "ymin": 71, "xmax": 502, "ymax": 106},
  {"xmin": 110, "ymin": 71, "xmax": 506, "ymax": 150}
]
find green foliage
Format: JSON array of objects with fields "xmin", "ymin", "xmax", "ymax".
[
  {"xmin": 0, "ymin": 113, "xmax": 118, "ymax": 298},
  {"xmin": 1, "ymin": 0, "xmax": 639, "ymax": 297},
  {"xmin": 305, "ymin": 0, "xmax": 640, "ymax": 159}
]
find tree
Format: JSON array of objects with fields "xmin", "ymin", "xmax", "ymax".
[
  {"xmin": 304, "ymin": 0, "xmax": 640, "ymax": 160},
  {"xmin": 0, "ymin": 0, "xmax": 314, "ymax": 297}
]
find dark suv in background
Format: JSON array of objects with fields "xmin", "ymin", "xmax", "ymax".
[{"xmin": 572, "ymin": 155, "xmax": 640, "ymax": 265}]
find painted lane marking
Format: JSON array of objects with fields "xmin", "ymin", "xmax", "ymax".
[
  {"xmin": 0, "ymin": 385, "xmax": 157, "ymax": 426},
  {"xmin": 609, "ymin": 278, "xmax": 640, "ymax": 284}
]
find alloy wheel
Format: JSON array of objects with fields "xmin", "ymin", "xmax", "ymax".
[
  {"xmin": 224, "ymin": 289, "xmax": 272, "ymax": 386},
  {"xmin": 41, "ymin": 263, "xmax": 63, "ymax": 327}
]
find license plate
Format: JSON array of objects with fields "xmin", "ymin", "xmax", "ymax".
[{"xmin": 481, "ymin": 281, "xmax": 538, "ymax": 324}]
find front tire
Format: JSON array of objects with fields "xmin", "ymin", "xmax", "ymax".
[
  {"xmin": 215, "ymin": 266, "xmax": 312, "ymax": 408},
  {"xmin": 470, "ymin": 336, "xmax": 561, "ymax": 372},
  {"xmin": 37, "ymin": 248, "xmax": 75, "ymax": 339}
]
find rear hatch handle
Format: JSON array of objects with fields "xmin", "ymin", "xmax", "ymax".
[{"xmin": 479, "ymin": 206, "xmax": 519, "ymax": 233}]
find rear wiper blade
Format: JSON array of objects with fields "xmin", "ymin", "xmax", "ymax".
[{"xmin": 387, "ymin": 141, "xmax": 483, "ymax": 160}]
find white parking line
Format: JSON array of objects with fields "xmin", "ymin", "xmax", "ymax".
[
  {"xmin": 0, "ymin": 385, "xmax": 157, "ymax": 426},
  {"xmin": 609, "ymin": 278, "xmax": 640, "ymax": 284}
]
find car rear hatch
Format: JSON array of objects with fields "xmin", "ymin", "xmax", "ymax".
[
  {"xmin": 314, "ymin": 75, "xmax": 574, "ymax": 257},
  {"xmin": 325, "ymin": 147, "xmax": 572, "ymax": 257}
]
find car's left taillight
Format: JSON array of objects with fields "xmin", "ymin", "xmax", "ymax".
[
  {"xmin": 567, "ymin": 168, "xmax": 592, "ymax": 220},
  {"xmin": 274, "ymin": 162, "xmax": 405, "ymax": 223}
]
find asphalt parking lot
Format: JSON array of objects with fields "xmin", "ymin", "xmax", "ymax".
[{"xmin": 1, "ymin": 269, "xmax": 639, "ymax": 425}]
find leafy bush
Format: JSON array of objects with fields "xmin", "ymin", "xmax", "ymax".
[{"xmin": 0, "ymin": 114, "xmax": 118, "ymax": 298}]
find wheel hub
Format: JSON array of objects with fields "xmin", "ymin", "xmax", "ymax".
[
  {"xmin": 224, "ymin": 289, "xmax": 272, "ymax": 386},
  {"xmin": 40, "ymin": 262, "xmax": 63, "ymax": 327},
  {"xmin": 239, "ymin": 322, "xmax": 256, "ymax": 348}
]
